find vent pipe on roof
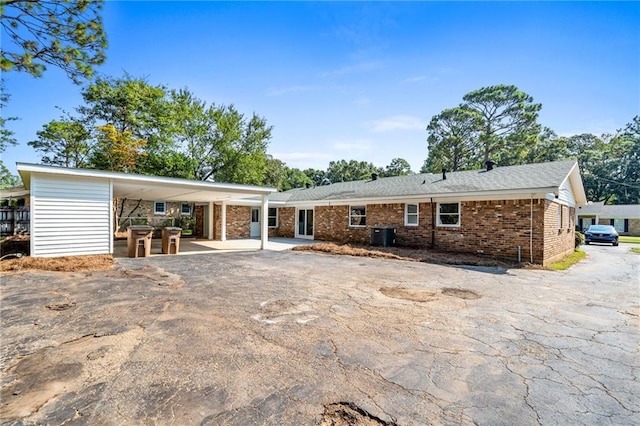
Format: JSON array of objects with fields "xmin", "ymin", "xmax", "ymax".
[
  {"xmin": 442, "ymin": 168, "xmax": 447, "ymax": 180},
  {"xmin": 485, "ymin": 160, "xmax": 496, "ymax": 171},
  {"xmin": 371, "ymin": 173, "xmax": 378, "ymax": 181}
]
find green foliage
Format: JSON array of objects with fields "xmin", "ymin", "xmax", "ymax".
[
  {"xmin": 168, "ymin": 89, "xmax": 272, "ymax": 184},
  {"xmin": 326, "ymin": 160, "xmax": 382, "ymax": 183},
  {"xmin": 0, "ymin": 163, "xmax": 21, "ymax": 188},
  {"xmin": 383, "ymin": 158, "xmax": 413, "ymax": 177},
  {"xmin": 282, "ymin": 167, "xmax": 313, "ymax": 190},
  {"xmin": 28, "ymin": 117, "xmax": 91, "ymax": 167},
  {"xmin": 90, "ymin": 124, "xmax": 146, "ymax": 172},
  {"xmin": 575, "ymin": 232, "xmax": 585, "ymax": 248},
  {"xmin": 423, "ymin": 108, "xmax": 480, "ymax": 172},
  {"xmin": 303, "ymin": 168, "xmax": 329, "ymax": 186},
  {"xmin": 1, "ymin": 0, "xmax": 107, "ymax": 84},
  {"xmin": 425, "ymin": 84, "xmax": 541, "ymax": 172}
]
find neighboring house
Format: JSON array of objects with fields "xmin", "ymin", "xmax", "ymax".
[
  {"xmin": 576, "ymin": 202, "xmax": 640, "ymax": 236},
  {"xmin": 255, "ymin": 160, "xmax": 585, "ymax": 266}
]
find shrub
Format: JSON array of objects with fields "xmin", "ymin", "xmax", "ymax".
[{"xmin": 575, "ymin": 231, "xmax": 585, "ymax": 248}]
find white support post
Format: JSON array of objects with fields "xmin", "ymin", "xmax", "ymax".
[
  {"xmin": 221, "ymin": 200, "xmax": 227, "ymax": 241},
  {"xmin": 208, "ymin": 201, "xmax": 214, "ymax": 240},
  {"xmin": 260, "ymin": 195, "xmax": 269, "ymax": 250}
]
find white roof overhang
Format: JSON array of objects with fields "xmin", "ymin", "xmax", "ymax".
[{"xmin": 16, "ymin": 163, "xmax": 277, "ymax": 203}]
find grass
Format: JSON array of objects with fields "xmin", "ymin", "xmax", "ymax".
[
  {"xmin": 631, "ymin": 247, "xmax": 640, "ymax": 255},
  {"xmin": 619, "ymin": 236, "xmax": 640, "ymax": 244},
  {"xmin": 548, "ymin": 249, "xmax": 587, "ymax": 271}
]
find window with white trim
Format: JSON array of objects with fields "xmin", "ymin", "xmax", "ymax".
[
  {"xmin": 349, "ymin": 205, "xmax": 366, "ymax": 227},
  {"xmin": 154, "ymin": 201, "xmax": 166, "ymax": 215},
  {"xmin": 558, "ymin": 204, "xmax": 563, "ymax": 229},
  {"xmin": 181, "ymin": 203, "xmax": 191, "ymax": 215},
  {"xmin": 437, "ymin": 202, "xmax": 460, "ymax": 227},
  {"xmin": 268, "ymin": 207, "xmax": 278, "ymax": 227},
  {"xmin": 405, "ymin": 203, "xmax": 419, "ymax": 226}
]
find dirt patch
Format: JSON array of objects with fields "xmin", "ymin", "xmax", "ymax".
[
  {"xmin": 380, "ymin": 287, "xmax": 438, "ymax": 302},
  {"xmin": 293, "ymin": 243, "xmax": 518, "ymax": 268},
  {"xmin": 294, "ymin": 243, "xmax": 415, "ymax": 262},
  {"xmin": 45, "ymin": 302, "xmax": 77, "ymax": 311},
  {"xmin": 0, "ymin": 254, "xmax": 114, "ymax": 273},
  {"xmin": 319, "ymin": 402, "xmax": 395, "ymax": 425},
  {"xmin": 441, "ymin": 287, "xmax": 481, "ymax": 300},
  {"xmin": 1, "ymin": 235, "xmax": 30, "ymax": 257}
]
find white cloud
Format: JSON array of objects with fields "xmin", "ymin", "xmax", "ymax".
[
  {"xmin": 266, "ymin": 85, "xmax": 316, "ymax": 97},
  {"xmin": 331, "ymin": 139, "xmax": 373, "ymax": 152},
  {"xmin": 320, "ymin": 61, "xmax": 383, "ymax": 78},
  {"xmin": 367, "ymin": 115, "xmax": 426, "ymax": 132}
]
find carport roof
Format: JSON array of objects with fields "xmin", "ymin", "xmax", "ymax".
[{"xmin": 16, "ymin": 163, "xmax": 277, "ymax": 203}]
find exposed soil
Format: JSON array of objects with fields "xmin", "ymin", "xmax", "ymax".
[
  {"xmin": 0, "ymin": 254, "xmax": 114, "ymax": 273},
  {"xmin": 319, "ymin": 402, "xmax": 395, "ymax": 425},
  {"xmin": 379, "ymin": 287, "xmax": 438, "ymax": 302},
  {"xmin": 441, "ymin": 287, "xmax": 481, "ymax": 300},
  {"xmin": 0, "ymin": 235, "xmax": 30, "ymax": 257},
  {"xmin": 293, "ymin": 242, "xmax": 520, "ymax": 268}
]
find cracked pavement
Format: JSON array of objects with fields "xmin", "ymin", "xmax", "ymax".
[{"xmin": 1, "ymin": 244, "xmax": 638, "ymax": 425}]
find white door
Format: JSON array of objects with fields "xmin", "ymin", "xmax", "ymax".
[
  {"xmin": 295, "ymin": 208, "xmax": 314, "ymax": 239},
  {"xmin": 250, "ymin": 208, "xmax": 261, "ymax": 237}
]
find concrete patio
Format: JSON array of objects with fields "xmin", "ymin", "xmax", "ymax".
[{"xmin": 112, "ymin": 237, "xmax": 318, "ymax": 258}]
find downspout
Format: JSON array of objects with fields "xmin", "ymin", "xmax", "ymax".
[
  {"xmin": 530, "ymin": 194, "xmax": 534, "ymax": 264},
  {"xmin": 430, "ymin": 197, "xmax": 435, "ymax": 249}
]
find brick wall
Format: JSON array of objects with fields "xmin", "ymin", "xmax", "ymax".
[
  {"xmin": 542, "ymin": 201, "xmax": 576, "ymax": 265},
  {"xmin": 269, "ymin": 199, "xmax": 578, "ymax": 264},
  {"xmin": 115, "ymin": 199, "xmax": 188, "ymax": 237},
  {"xmin": 223, "ymin": 205, "xmax": 251, "ymax": 239},
  {"xmin": 273, "ymin": 207, "xmax": 295, "ymax": 238}
]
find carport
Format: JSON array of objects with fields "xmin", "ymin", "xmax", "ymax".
[{"xmin": 15, "ymin": 163, "xmax": 277, "ymax": 258}]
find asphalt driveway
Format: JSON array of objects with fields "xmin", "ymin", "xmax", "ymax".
[{"xmin": 1, "ymin": 244, "xmax": 638, "ymax": 425}]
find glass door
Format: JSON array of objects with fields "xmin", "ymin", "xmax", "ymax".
[{"xmin": 296, "ymin": 208, "xmax": 314, "ymax": 239}]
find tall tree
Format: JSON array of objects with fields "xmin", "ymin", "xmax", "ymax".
[
  {"xmin": 77, "ymin": 74, "xmax": 174, "ymax": 175},
  {"xmin": 616, "ymin": 116, "xmax": 640, "ymax": 204},
  {"xmin": 303, "ymin": 168, "xmax": 329, "ymax": 186},
  {"xmin": 423, "ymin": 107, "xmax": 480, "ymax": 173},
  {"xmin": 89, "ymin": 124, "xmax": 146, "ymax": 172},
  {"xmin": 0, "ymin": 79, "xmax": 18, "ymax": 183},
  {"xmin": 283, "ymin": 167, "xmax": 313, "ymax": 190},
  {"xmin": 1, "ymin": 0, "xmax": 107, "ymax": 83},
  {"xmin": 28, "ymin": 117, "xmax": 91, "ymax": 167},
  {"xmin": 169, "ymin": 89, "xmax": 272, "ymax": 184},
  {"xmin": 462, "ymin": 84, "xmax": 541, "ymax": 165},
  {"xmin": 525, "ymin": 127, "xmax": 570, "ymax": 164},
  {"xmin": 383, "ymin": 158, "xmax": 413, "ymax": 177},
  {"xmin": 326, "ymin": 160, "xmax": 382, "ymax": 183}
]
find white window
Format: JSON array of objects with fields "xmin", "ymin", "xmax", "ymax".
[
  {"xmin": 154, "ymin": 201, "xmax": 166, "ymax": 215},
  {"xmin": 405, "ymin": 203, "xmax": 419, "ymax": 226},
  {"xmin": 558, "ymin": 204, "xmax": 563, "ymax": 229},
  {"xmin": 349, "ymin": 205, "xmax": 366, "ymax": 227},
  {"xmin": 437, "ymin": 202, "xmax": 460, "ymax": 227},
  {"xmin": 268, "ymin": 207, "xmax": 278, "ymax": 227},
  {"xmin": 181, "ymin": 203, "xmax": 191, "ymax": 215}
]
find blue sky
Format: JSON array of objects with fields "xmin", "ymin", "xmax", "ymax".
[{"xmin": 3, "ymin": 1, "xmax": 639, "ymax": 176}]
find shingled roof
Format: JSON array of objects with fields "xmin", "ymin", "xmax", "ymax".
[{"xmin": 272, "ymin": 160, "xmax": 583, "ymax": 203}]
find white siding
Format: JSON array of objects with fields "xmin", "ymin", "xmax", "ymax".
[
  {"xmin": 558, "ymin": 178, "xmax": 577, "ymax": 207},
  {"xmin": 31, "ymin": 174, "xmax": 111, "ymax": 257}
]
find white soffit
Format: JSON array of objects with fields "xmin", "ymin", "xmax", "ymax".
[{"xmin": 17, "ymin": 163, "xmax": 277, "ymax": 203}]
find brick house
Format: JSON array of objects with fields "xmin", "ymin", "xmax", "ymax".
[
  {"xmin": 221, "ymin": 160, "xmax": 585, "ymax": 266},
  {"xmin": 576, "ymin": 202, "xmax": 640, "ymax": 236}
]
